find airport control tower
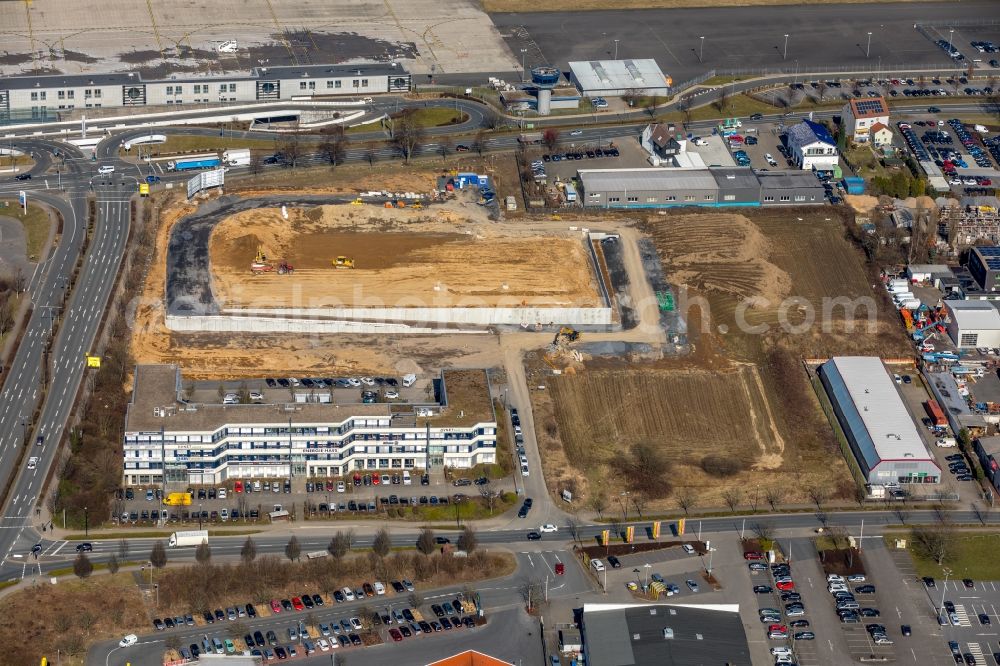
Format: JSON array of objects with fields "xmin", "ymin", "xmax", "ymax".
[{"xmin": 530, "ymin": 65, "xmax": 561, "ymax": 116}]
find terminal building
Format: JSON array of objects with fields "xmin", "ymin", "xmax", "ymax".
[
  {"xmin": 122, "ymin": 365, "xmax": 497, "ymax": 486},
  {"xmin": 0, "ymin": 63, "xmax": 411, "ymax": 122},
  {"xmin": 819, "ymin": 356, "xmax": 940, "ymax": 486},
  {"xmin": 577, "ymin": 167, "xmax": 825, "ymax": 208}
]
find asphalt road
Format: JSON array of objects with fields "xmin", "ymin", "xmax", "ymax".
[{"xmin": 492, "ymin": 1, "xmax": 1000, "ymax": 83}]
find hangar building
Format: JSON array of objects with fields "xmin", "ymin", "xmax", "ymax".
[
  {"xmin": 568, "ymin": 59, "xmax": 671, "ymax": 98},
  {"xmin": 944, "ymin": 300, "xmax": 1000, "ymax": 349},
  {"xmin": 819, "ymin": 356, "xmax": 940, "ymax": 486}
]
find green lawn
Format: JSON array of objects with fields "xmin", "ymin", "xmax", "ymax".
[
  {"xmin": 137, "ymin": 135, "xmax": 279, "ymax": 156},
  {"xmin": 907, "ymin": 533, "xmax": 1000, "ymax": 580},
  {"xmin": 0, "ymin": 201, "xmax": 51, "ymax": 260},
  {"xmin": 844, "ymin": 144, "xmax": 888, "ymax": 180},
  {"xmin": 352, "ymin": 107, "xmax": 469, "ymax": 134}
]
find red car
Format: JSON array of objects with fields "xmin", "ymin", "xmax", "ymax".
[
  {"xmin": 291, "ymin": 597, "xmax": 305, "ymax": 611},
  {"xmin": 555, "ymin": 563, "xmax": 565, "ymax": 576},
  {"xmin": 234, "ymin": 480, "xmax": 243, "ymax": 493},
  {"xmin": 775, "ymin": 580, "xmax": 795, "ymax": 591},
  {"xmin": 270, "ymin": 599, "xmax": 282, "ymax": 614},
  {"xmin": 372, "ymin": 475, "xmax": 380, "ymax": 485},
  {"xmin": 768, "ymin": 624, "xmax": 788, "ymax": 633},
  {"xmin": 743, "ymin": 551, "xmax": 764, "ymax": 560},
  {"xmin": 389, "ymin": 628, "xmax": 403, "ymax": 642}
]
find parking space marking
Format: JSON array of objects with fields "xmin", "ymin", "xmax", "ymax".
[
  {"xmin": 955, "ymin": 604, "xmax": 973, "ymax": 627},
  {"xmin": 969, "ymin": 641, "xmax": 986, "ymax": 663}
]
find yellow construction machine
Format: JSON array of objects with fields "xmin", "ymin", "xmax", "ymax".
[
  {"xmin": 553, "ymin": 326, "xmax": 580, "ymax": 345},
  {"xmin": 332, "ymin": 256, "xmax": 356, "ymax": 269}
]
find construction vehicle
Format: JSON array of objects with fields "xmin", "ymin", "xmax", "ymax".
[
  {"xmin": 277, "ymin": 260, "xmax": 294, "ymax": 275},
  {"xmin": 251, "ymin": 245, "xmax": 274, "ymax": 274},
  {"xmin": 553, "ymin": 326, "xmax": 580, "ymax": 345},
  {"xmin": 332, "ymin": 256, "xmax": 355, "ymax": 269}
]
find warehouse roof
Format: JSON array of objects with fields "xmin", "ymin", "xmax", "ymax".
[
  {"xmin": 945, "ymin": 300, "xmax": 1000, "ymax": 330},
  {"xmin": 569, "ymin": 59, "xmax": 671, "ymax": 92},
  {"xmin": 756, "ymin": 170, "xmax": 827, "ymax": 190},
  {"xmin": 582, "ymin": 603, "xmax": 751, "ymax": 666},
  {"xmin": 711, "ymin": 167, "xmax": 759, "ymax": 190},
  {"xmin": 820, "ymin": 357, "xmax": 934, "ymax": 464},
  {"xmin": 578, "ymin": 168, "xmax": 717, "ymax": 192}
]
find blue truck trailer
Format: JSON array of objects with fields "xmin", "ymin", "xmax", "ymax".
[{"xmin": 167, "ymin": 157, "xmax": 221, "ymax": 171}]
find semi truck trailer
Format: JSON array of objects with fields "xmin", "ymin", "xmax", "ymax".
[
  {"xmin": 168, "ymin": 529, "xmax": 209, "ymax": 547},
  {"xmin": 167, "ymin": 157, "xmax": 222, "ymax": 171},
  {"xmin": 223, "ymin": 149, "xmax": 251, "ymax": 167}
]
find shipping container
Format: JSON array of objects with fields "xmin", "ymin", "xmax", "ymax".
[{"xmin": 925, "ymin": 399, "xmax": 947, "ymax": 427}]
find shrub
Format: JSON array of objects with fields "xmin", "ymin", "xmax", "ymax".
[{"xmin": 700, "ymin": 454, "xmax": 741, "ymax": 478}]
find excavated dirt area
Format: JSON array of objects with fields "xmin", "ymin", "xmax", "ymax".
[{"xmin": 208, "ymin": 204, "xmax": 603, "ymax": 309}]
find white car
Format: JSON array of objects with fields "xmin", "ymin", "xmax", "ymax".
[
  {"xmin": 771, "ymin": 647, "xmax": 792, "ymax": 656},
  {"xmin": 347, "ymin": 378, "xmax": 362, "ymax": 387},
  {"xmin": 765, "ymin": 153, "xmax": 778, "ymax": 166},
  {"xmin": 342, "ymin": 587, "xmax": 355, "ymax": 601},
  {"xmin": 570, "ymin": 130, "xmax": 583, "ymax": 136},
  {"xmin": 249, "ymin": 391, "xmax": 263, "ymax": 401},
  {"xmin": 539, "ymin": 524, "xmax": 558, "ymax": 533},
  {"xmin": 682, "ymin": 544, "xmax": 695, "ymax": 554},
  {"xmin": 27, "ymin": 457, "xmax": 38, "ymax": 470},
  {"xmin": 97, "ymin": 165, "xmax": 115, "ymax": 175},
  {"xmin": 373, "ymin": 581, "xmax": 386, "ymax": 595},
  {"xmin": 847, "ymin": 574, "xmax": 866, "ymax": 582},
  {"xmin": 936, "ymin": 438, "xmax": 957, "ymax": 447},
  {"xmin": 385, "ymin": 390, "xmax": 399, "ymax": 399},
  {"xmin": 218, "ymin": 488, "xmax": 227, "ymax": 499},
  {"xmin": 119, "ymin": 634, "xmax": 138, "ymax": 647},
  {"xmin": 360, "ymin": 376, "xmax": 375, "ymax": 386},
  {"xmin": 337, "ymin": 481, "xmax": 346, "ymax": 492},
  {"xmin": 317, "ymin": 638, "xmax": 331, "ymax": 651}
]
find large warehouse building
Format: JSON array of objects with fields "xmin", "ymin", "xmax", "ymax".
[
  {"xmin": 577, "ymin": 167, "xmax": 825, "ymax": 208},
  {"xmin": 568, "ymin": 59, "xmax": 672, "ymax": 98},
  {"xmin": 123, "ymin": 365, "xmax": 497, "ymax": 486},
  {"xmin": 944, "ymin": 300, "xmax": 1000, "ymax": 349},
  {"xmin": 819, "ymin": 356, "xmax": 940, "ymax": 486}
]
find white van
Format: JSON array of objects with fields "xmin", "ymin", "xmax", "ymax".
[
  {"xmin": 97, "ymin": 165, "xmax": 115, "ymax": 175},
  {"xmin": 402, "ymin": 471, "xmax": 412, "ymax": 485},
  {"xmin": 591, "ymin": 559, "xmax": 606, "ymax": 572},
  {"xmin": 402, "ymin": 373, "xmax": 416, "ymax": 387}
]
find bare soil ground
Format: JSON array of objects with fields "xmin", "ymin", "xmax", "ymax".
[
  {"xmin": 530, "ymin": 208, "xmax": 912, "ymax": 510},
  {"xmin": 484, "ymin": 0, "xmax": 930, "ymax": 9},
  {"xmin": 0, "ymin": 574, "xmax": 148, "ymax": 665},
  {"xmin": 209, "ymin": 203, "xmax": 601, "ymax": 309}
]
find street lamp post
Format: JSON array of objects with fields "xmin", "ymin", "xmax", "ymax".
[
  {"xmin": 948, "ymin": 29, "xmax": 955, "ymax": 56},
  {"xmin": 84, "ymin": 506, "xmax": 88, "ymax": 538},
  {"xmin": 939, "ymin": 568, "xmax": 953, "ymax": 622},
  {"xmin": 643, "ymin": 563, "xmax": 652, "ymax": 587},
  {"xmin": 783, "ymin": 34, "xmax": 789, "ymax": 60},
  {"xmin": 866, "ymin": 32, "xmax": 873, "ymax": 58},
  {"xmin": 614, "ymin": 39, "xmax": 620, "ymax": 61},
  {"xmin": 699, "ymin": 36, "xmax": 705, "ymax": 63},
  {"xmin": 520, "ymin": 49, "xmax": 527, "ymax": 82},
  {"xmin": 198, "ymin": 503, "xmax": 203, "ymax": 529}
]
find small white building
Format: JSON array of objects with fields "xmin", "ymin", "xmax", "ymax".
[
  {"xmin": 907, "ymin": 263, "xmax": 952, "ymax": 283},
  {"xmin": 785, "ymin": 120, "xmax": 839, "ymax": 171},
  {"xmin": 870, "ymin": 122, "xmax": 894, "ymax": 148},
  {"xmin": 843, "ymin": 96, "xmax": 890, "ymax": 144},
  {"xmin": 945, "ymin": 300, "xmax": 1000, "ymax": 349}
]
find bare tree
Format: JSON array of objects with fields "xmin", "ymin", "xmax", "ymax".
[
  {"xmin": 912, "ymin": 525, "xmax": 953, "ymax": 565},
  {"xmin": 149, "ymin": 541, "xmax": 167, "ymax": 570},
  {"xmin": 807, "ymin": 486, "xmax": 829, "ymax": 510},
  {"xmin": 317, "ymin": 128, "xmax": 349, "ymax": 166},
  {"xmin": 107, "ymin": 553, "xmax": 119, "ymax": 574},
  {"xmin": 714, "ymin": 86, "xmax": 729, "ymax": 112},
  {"xmin": 677, "ymin": 95, "xmax": 693, "ymax": 127},
  {"xmin": 588, "ymin": 489, "xmax": 608, "ymax": 519},
  {"xmin": 631, "ymin": 493, "xmax": 647, "ymax": 519},
  {"xmin": 609, "ymin": 517, "xmax": 622, "ymax": 541},
  {"xmin": 566, "ymin": 513, "xmax": 582, "ymax": 545},
  {"xmin": 407, "ymin": 591, "xmax": 423, "ymax": 608},
  {"xmin": 417, "ymin": 528, "xmax": 436, "ymax": 556},
  {"xmin": 248, "ymin": 152, "xmax": 263, "ymax": 177},
  {"xmin": 195, "ymin": 540, "xmax": 212, "ymax": 565},
  {"xmin": 437, "ymin": 137, "xmax": 454, "ymax": 161},
  {"xmin": 542, "ymin": 128, "xmax": 560, "ymax": 152},
  {"xmin": 675, "ymin": 488, "xmax": 696, "ymax": 516},
  {"xmin": 645, "ymin": 94, "xmax": 660, "ymax": 120},
  {"xmin": 458, "ymin": 525, "xmax": 478, "ymax": 553},
  {"xmin": 372, "ymin": 528, "xmax": 391, "ymax": 558},
  {"xmin": 484, "ymin": 107, "xmax": 504, "ymax": 130},
  {"xmin": 751, "ymin": 521, "xmax": 774, "ymax": 542},
  {"xmin": 816, "ymin": 80, "xmax": 828, "ymax": 102},
  {"xmin": 392, "ymin": 109, "xmax": 426, "ymax": 163},
  {"xmin": 722, "ymin": 488, "xmax": 742, "ymax": 512},
  {"xmin": 118, "ymin": 538, "xmax": 130, "ymax": 561},
  {"xmin": 478, "ymin": 480, "xmax": 501, "ymax": 515},
  {"xmin": 622, "ymin": 88, "xmax": 641, "ymax": 108},
  {"xmin": 328, "ymin": 530, "xmax": 352, "ymax": 559},
  {"xmin": 73, "ymin": 552, "xmax": 93, "ymax": 579},
  {"xmin": 280, "ymin": 133, "xmax": 302, "ymax": 168},
  {"xmin": 471, "ymin": 129, "xmax": 487, "ymax": 156},
  {"xmin": 364, "ymin": 141, "xmax": 378, "ymax": 167},
  {"xmin": 241, "ymin": 536, "xmax": 257, "ymax": 564},
  {"xmin": 285, "ymin": 535, "xmax": 301, "ymax": 562}
]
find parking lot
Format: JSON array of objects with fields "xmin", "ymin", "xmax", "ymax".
[{"xmin": 895, "ymin": 116, "xmax": 998, "ymax": 195}]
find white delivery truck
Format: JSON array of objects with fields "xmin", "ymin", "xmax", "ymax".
[
  {"xmin": 168, "ymin": 529, "xmax": 209, "ymax": 548},
  {"xmin": 223, "ymin": 149, "xmax": 252, "ymax": 167}
]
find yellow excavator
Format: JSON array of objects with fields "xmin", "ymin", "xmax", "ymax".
[
  {"xmin": 251, "ymin": 245, "xmax": 274, "ymax": 274},
  {"xmin": 332, "ymin": 256, "xmax": 356, "ymax": 269},
  {"xmin": 553, "ymin": 326, "xmax": 580, "ymax": 345}
]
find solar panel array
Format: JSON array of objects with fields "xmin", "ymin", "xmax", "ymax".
[
  {"xmin": 976, "ymin": 246, "xmax": 1000, "ymax": 269},
  {"xmin": 853, "ymin": 98, "xmax": 887, "ymax": 116}
]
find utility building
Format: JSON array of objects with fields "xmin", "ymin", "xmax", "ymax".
[
  {"xmin": 944, "ymin": 300, "xmax": 1000, "ymax": 348},
  {"xmin": 819, "ymin": 356, "xmax": 940, "ymax": 486}
]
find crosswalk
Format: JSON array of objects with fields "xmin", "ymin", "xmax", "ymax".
[
  {"xmin": 967, "ymin": 642, "xmax": 986, "ymax": 665},
  {"xmin": 953, "ymin": 604, "xmax": 973, "ymax": 627}
]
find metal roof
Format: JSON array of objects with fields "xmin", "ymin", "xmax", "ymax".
[
  {"xmin": 569, "ymin": 59, "xmax": 670, "ymax": 92},
  {"xmin": 973, "ymin": 246, "xmax": 1000, "ymax": 270},
  {"xmin": 582, "ymin": 603, "xmax": 751, "ymax": 666},
  {"xmin": 821, "ymin": 357, "xmax": 934, "ymax": 465},
  {"xmin": 945, "ymin": 300, "xmax": 1000, "ymax": 330},
  {"xmin": 710, "ymin": 167, "xmax": 759, "ymax": 190},
  {"xmin": 787, "ymin": 119, "xmax": 836, "ymax": 147},
  {"xmin": 578, "ymin": 168, "xmax": 717, "ymax": 192},
  {"xmin": 756, "ymin": 170, "xmax": 826, "ymax": 190}
]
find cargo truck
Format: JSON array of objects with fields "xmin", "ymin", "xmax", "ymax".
[
  {"xmin": 168, "ymin": 529, "xmax": 209, "ymax": 547},
  {"xmin": 163, "ymin": 492, "xmax": 193, "ymax": 506},
  {"xmin": 223, "ymin": 149, "xmax": 251, "ymax": 167},
  {"xmin": 925, "ymin": 399, "xmax": 947, "ymax": 427},
  {"xmin": 167, "ymin": 157, "xmax": 222, "ymax": 172}
]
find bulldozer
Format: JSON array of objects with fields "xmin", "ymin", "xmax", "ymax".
[
  {"xmin": 332, "ymin": 256, "xmax": 355, "ymax": 269},
  {"xmin": 553, "ymin": 326, "xmax": 580, "ymax": 345}
]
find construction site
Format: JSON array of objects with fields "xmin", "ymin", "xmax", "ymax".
[{"xmin": 164, "ymin": 195, "xmax": 616, "ymax": 334}]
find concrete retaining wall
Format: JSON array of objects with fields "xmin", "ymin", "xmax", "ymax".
[{"xmin": 166, "ymin": 305, "xmax": 613, "ymax": 333}]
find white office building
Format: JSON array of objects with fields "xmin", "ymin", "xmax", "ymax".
[
  {"xmin": 123, "ymin": 365, "xmax": 497, "ymax": 486},
  {"xmin": 785, "ymin": 119, "xmax": 839, "ymax": 171}
]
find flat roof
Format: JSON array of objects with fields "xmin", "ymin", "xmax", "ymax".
[
  {"xmin": 578, "ymin": 168, "xmax": 717, "ymax": 192},
  {"xmin": 946, "ymin": 300, "xmax": 1000, "ymax": 330},
  {"xmin": 710, "ymin": 167, "xmax": 759, "ymax": 191},
  {"xmin": 568, "ymin": 59, "xmax": 670, "ymax": 91},
  {"xmin": 0, "ymin": 63, "xmax": 405, "ymax": 91},
  {"xmin": 582, "ymin": 603, "xmax": 751, "ymax": 666},
  {"xmin": 125, "ymin": 365, "xmax": 493, "ymax": 433},
  {"xmin": 977, "ymin": 435, "xmax": 1000, "ymax": 457},
  {"xmin": 756, "ymin": 170, "xmax": 826, "ymax": 190},
  {"xmin": 823, "ymin": 356, "xmax": 934, "ymax": 462}
]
